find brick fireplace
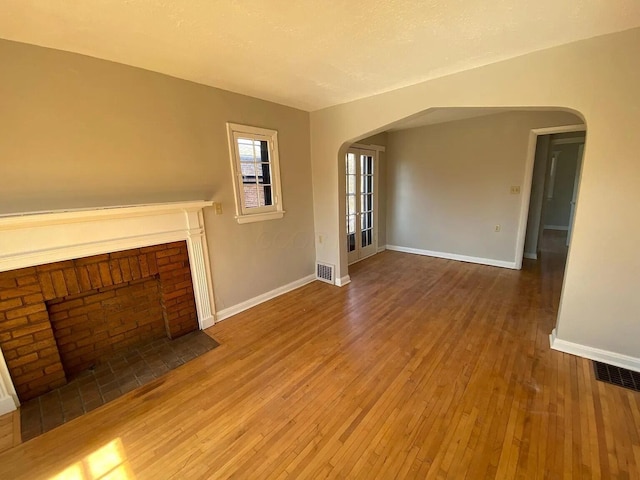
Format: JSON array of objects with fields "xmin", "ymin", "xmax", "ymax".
[
  {"xmin": 0, "ymin": 201, "xmax": 215, "ymax": 413},
  {"xmin": 0, "ymin": 242, "xmax": 199, "ymax": 401}
]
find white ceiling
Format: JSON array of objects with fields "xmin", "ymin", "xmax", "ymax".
[{"xmin": 1, "ymin": 1, "xmax": 640, "ymax": 111}]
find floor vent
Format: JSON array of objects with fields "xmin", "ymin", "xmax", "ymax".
[
  {"xmin": 316, "ymin": 262, "xmax": 335, "ymax": 284},
  {"xmin": 593, "ymin": 361, "xmax": 640, "ymax": 392}
]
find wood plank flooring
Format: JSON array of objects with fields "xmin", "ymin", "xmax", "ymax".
[
  {"xmin": 0, "ymin": 410, "xmax": 20, "ymax": 454},
  {"xmin": 0, "ymin": 249, "xmax": 638, "ymax": 479}
]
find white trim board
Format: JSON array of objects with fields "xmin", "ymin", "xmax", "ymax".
[
  {"xmin": 514, "ymin": 123, "xmax": 585, "ymax": 270},
  {"xmin": 0, "ymin": 201, "xmax": 216, "ymax": 412},
  {"xmin": 377, "ymin": 245, "xmax": 387, "ymax": 253},
  {"xmin": 544, "ymin": 225, "xmax": 569, "ymax": 231},
  {"xmin": 386, "ymin": 245, "xmax": 516, "ymax": 269},
  {"xmin": 549, "ymin": 329, "xmax": 640, "ymax": 373},
  {"xmin": 216, "ymin": 274, "xmax": 316, "ymax": 321},
  {"xmin": 335, "ymin": 275, "xmax": 351, "ymax": 287},
  {"xmin": 523, "ymin": 252, "xmax": 538, "ymax": 260}
]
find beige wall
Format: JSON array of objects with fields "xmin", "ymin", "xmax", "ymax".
[
  {"xmin": 385, "ymin": 112, "xmax": 581, "ymax": 264},
  {"xmin": 0, "ymin": 39, "xmax": 316, "ymax": 311},
  {"xmin": 310, "ymin": 27, "xmax": 640, "ymax": 360}
]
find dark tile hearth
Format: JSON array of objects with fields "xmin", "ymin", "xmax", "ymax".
[{"xmin": 20, "ymin": 331, "xmax": 219, "ymax": 441}]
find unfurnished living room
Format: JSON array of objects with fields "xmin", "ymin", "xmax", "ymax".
[{"xmin": 1, "ymin": 1, "xmax": 639, "ymax": 478}]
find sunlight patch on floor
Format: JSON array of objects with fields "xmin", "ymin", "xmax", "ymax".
[{"xmin": 49, "ymin": 438, "xmax": 135, "ymax": 480}]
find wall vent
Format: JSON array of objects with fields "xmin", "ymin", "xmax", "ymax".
[
  {"xmin": 593, "ymin": 361, "xmax": 640, "ymax": 392},
  {"xmin": 316, "ymin": 262, "xmax": 334, "ymax": 284}
]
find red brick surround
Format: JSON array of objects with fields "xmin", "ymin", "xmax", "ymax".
[
  {"xmin": 0, "ymin": 241, "xmax": 198, "ymax": 401},
  {"xmin": 47, "ymin": 276, "xmax": 165, "ymax": 377}
]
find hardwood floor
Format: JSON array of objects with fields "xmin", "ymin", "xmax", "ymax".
[
  {"xmin": 0, "ymin": 250, "xmax": 638, "ymax": 479},
  {"xmin": 0, "ymin": 410, "xmax": 20, "ymax": 454}
]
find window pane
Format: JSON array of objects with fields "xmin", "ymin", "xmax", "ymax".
[
  {"xmin": 365, "ymin": 194, "xmax": 373, "ymax": 211},
  {"xmin": 259, "ymin": 185, "xmax": 273, "ymax": 207},
  {"xmin": 360, "ymin": 193, "xmax": 373, "ymax": 212},
  {"xmin": 347, "ymin": 195, "xmax": 356, "ymax": 215},
  {"xmin": 347, "ymin": 214, "xmax": 356, "ymax": 234},
  {"xmin": 348, "ymin": 175, "xmax": 356, "ymax": 195},
  {"xmin": 238, "ymin": 138, "xmax": 257, "ymax": 162},
  {"xmin": 254, "ymin": 141, "xmax": 264, "ymax": 162},
  {"xmin": 347, "ymin": 153, "xmax": 356, "ymax": 174},
  {"xmin": 348, "ymin": 233, "xmax": 356, "ymax": 252},
  {"xmin": 241, "ymin": 163, "xmax": 257, "ymax": 177},
  {"xmin": 362, "ymin": 228, "xmax": 372, "ymax": 248},
  {"xmin": 243, "ymin": 184, "xmax": 259, "ymax": 208},
  {"xmin": 360, "ymin": 175, "xmax": 366, "ymax": 193},
  {"xmin": 257, "ymin": 163, "xmax": 272, "ymax": 184}
]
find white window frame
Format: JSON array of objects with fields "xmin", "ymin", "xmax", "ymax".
[{"xmin": 226, "ymin": 123, "xmax": 285, "ymax": 224}]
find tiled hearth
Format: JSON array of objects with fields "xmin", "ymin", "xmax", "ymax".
[{"xmin": 20, "ymin": 330, "xmax": 219, "ymax": 441}]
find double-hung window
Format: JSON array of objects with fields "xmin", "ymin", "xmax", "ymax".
[{"xmin": 226, "ymin": 123, "xmax": 284, "ymax": 224}]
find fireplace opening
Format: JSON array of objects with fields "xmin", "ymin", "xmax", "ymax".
[
  {"xmin": 47, "ymin": 276, "xmax": 166, "ymax": 379},
  {"xmin": 0, "ymin": 241, "xmax": 200, "ymax": 402}
]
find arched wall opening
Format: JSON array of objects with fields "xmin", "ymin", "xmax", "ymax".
[
  {"xmin": 334, "ymin": 106, "xmax": 586, "ymax": 331},
  {"xmin": 310, "ymin": 28, "xmax": 640, "ymax": 369}
]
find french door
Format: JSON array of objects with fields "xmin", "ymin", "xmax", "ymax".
[{"xmin": 346, "ymin": 148, "xmax": 377, "ymax": 264}]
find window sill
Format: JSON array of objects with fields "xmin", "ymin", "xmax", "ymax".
[{"xmin": 235, "ymin": 211, "xmax": 285, "ymax": 224}]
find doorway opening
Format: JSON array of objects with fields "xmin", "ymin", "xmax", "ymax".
[
  {"xmin": 345, "ymin": 146, "xmax": 379, "ymax": 265},
  {"xmin": 523, "ymin": 127, "xmax": 586, "ymax": 264}
]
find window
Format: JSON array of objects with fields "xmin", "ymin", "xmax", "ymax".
[{"xmin": 226, "ymin": 123, "xmax": 284, "ymax": 224}]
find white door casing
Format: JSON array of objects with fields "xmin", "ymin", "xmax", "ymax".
[{"xmin": 567, "ymin": 144, "xmax": 584, "ymax": 246}]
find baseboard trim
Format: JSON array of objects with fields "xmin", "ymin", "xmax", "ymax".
[
  {"xmin": 549, "ymin": 329, "xmax": 640, "ymax": 373},
  {"xmin": 377, "ymin": 245, "xmax": 387, "ymax": 253},
  {"xmin": 335, "ymin": 275, "xmax": 351, "ymax": 287},
  {"xmin": 523, "ymin": 252, "xmax": 538, "ymax": 260},
  {"xmin": 200, "ymin": 315, "xmax": 216, "ymax": 330},
  {"xmin": 215, "ymin": 274, "xmax": 316, "ymax": 322},
  {"xmin": 386, "ymin": 245, "xmax": 517, "ymax": 269},
  {"xmin": 544, "ymin": 225, "xmax": 569, "ymax": 231}
]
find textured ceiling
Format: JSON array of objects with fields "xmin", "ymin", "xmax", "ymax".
[{"xmin": 1, "ymin": 1, "xmax": 640, "ymax": 111}]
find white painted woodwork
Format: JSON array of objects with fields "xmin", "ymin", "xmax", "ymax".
[{"xmin": 0, "ymin": 201, "xmax": 216, "ymax": 412}]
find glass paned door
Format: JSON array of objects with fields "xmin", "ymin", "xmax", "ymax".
[{"xmin": 346, "ymin": 148, "xmax": 377, "ymax": 264}]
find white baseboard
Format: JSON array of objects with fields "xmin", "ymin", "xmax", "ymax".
[
  {"xmin": 200, "ymin": 315, "xmax": 216, "ymax": 330},
  {"xmin": 385, "ymin": 245, "xmax": 517, "ymax": 269},
  {"xmin": 544, "ymin": 225, "xmax": 569, "ymax": 231},
  {"xmin": 523, "ymin": 252, "xmax": 538, "ymax": 260},
  {"xmin": 549, "ymin": 328, "xmax": 640, "ymax": 373},
  {"xmin": 215, "ymin": 274, "xmax": 316, "ymax": 322},
  {"xmin": 335, "ymin": 275, "xmax": 351, "ymax": 287},
  {"xmin": 377, "ymin": 245, "xmax": 386, "ymax": 253}
]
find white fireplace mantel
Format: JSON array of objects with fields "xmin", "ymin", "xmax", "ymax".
[{"xmin": 0, "ymin": 201, "xmax": 216, "ymax": 414}]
